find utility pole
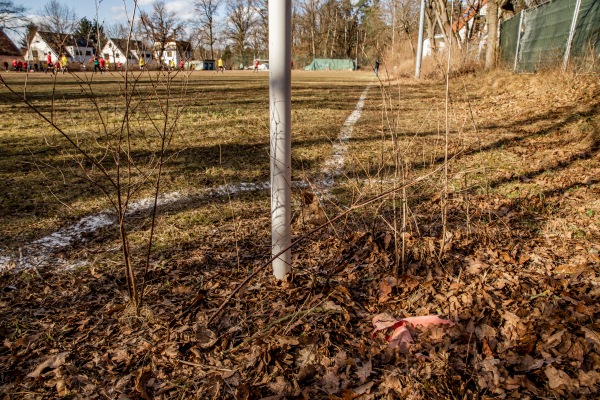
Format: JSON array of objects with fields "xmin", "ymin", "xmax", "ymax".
[
  {"xmin": 415, "ymin": 0, "xmax": 426, "ymax": 79},
  {"xmin": 269, "ymin": 0, "xmax": 292, "ymax": 280}
]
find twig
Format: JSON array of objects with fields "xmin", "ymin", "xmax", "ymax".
[
  {"xmin": 176, "ymin": 359, "xmax": 233, "ymax": 372},
  {"xmin": 529, "ymin": 289, "xmax": 550, "ymax": 301}
]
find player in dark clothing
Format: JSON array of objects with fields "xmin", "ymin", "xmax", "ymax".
[{"xmin": 93, "ymin": 56, "xmax": 102, "ymax": 73}]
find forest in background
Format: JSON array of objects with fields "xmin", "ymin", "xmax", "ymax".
[{"xmin": 3, "ymin": 0, "xmax": 545, "ymax": 70}]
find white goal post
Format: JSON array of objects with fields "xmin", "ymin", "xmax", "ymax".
[{"xmin": 269, "ymin": 0, "xmax": 292, "ymax": 280}]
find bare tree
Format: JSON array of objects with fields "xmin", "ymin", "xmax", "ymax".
[
  {"xmin": 225, "ymin": 0, "xmax": 255, "ymax": 67},
  {"xmin": 139, "ymin": 0, "xmax": 185, "ymax": 67},
  {"xmin": 0, "ymin": 0, "xmax": 28, "ymax": 31},
  {"xmin": 194, "ymin": 0, "xmax": 222, "ymax": 60},
  {"xmin": 106, "ymin": 22, "xmax": 131, "ymax": 40},
  {"xmin": 38, "ymin": 0, "xmax": 78, "ymax": 34},
  {"xmin": 300, "ymin": 0, "xmax": 323, "ymax": 58},
  {"xmin": 388, "ymin": 0, "xmax": 420, "ymax": 57},
  {"xmin": 20, "ymin": 22, "xmax": 36, "ymax": 48},
  {"xmin": 431, "ymin": 0, "xmax": 462, "ymax": 51},
  {"xmin": 251, "ymin": 0, "xmax": 268, "ymax": 58}
]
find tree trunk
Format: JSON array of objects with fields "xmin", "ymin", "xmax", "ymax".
[
  {"xmin": 209, "ymin": 22, "xmax": 214, "ymax": 60},
  {"xmin": 405, "ymin": 27, "xmax": 415, "ymax": 57},
  {"xmin": 485, "ymin": 0, "xmax": 499, "ymax": 69},
  {"xmin": 391, "ymin": 1, "xmax": 396, "ymax": 64},
  {"xmin": 425, "ymin": 4, "xmax": 436, "ymax": 52},
  {"xmin": 330, "ymin": 10, "xmax": 337, "ymax": 58},
  {"xmin": 310, "ymin": 0, "xmax": 316, "ymax": 57}
]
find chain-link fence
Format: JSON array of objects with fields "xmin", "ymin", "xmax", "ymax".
[{"xmin": 500, "ymin": 0, "xmax": 600, "ymax": 72}]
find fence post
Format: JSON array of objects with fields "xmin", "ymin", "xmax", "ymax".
[
  {"xmin": 563, "ymin": 0, "xmax": 583, "ymax": 71},
  {"xmin": 513, "ymin": 11, "xmax": 525, "ymax": 72}
]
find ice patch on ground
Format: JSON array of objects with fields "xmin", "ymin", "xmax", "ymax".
[
  {"xmin": 33, "ymin": 213, "xmax": 115, "ymax": 250},
  {"xmin": 0, "ymin": 182, "xmax": 312, "ymax": 273}
]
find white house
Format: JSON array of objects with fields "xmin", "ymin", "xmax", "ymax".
[
  {"xmin": 423, "ymin": 34, "xmax": 447, "ymax": 57},
  {"xmin": 25, "ymin": 31, "xmax": 95, "ymax": 65},
  {"xmin": 154, "ymin": 41, "xmax": 193, "ymax": 67},
  {"xmin": 101, "ymin": 38, "xmax": 153, "ymax": 67}
]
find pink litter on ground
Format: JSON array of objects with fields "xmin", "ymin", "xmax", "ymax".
[{"xmin": 372, "ymin": 313, "xmax": 455, "ymax": 348}]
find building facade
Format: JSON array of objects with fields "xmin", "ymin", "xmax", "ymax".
[
  {"xmin": 101, "ymin": 38, "xmax": 153, "ymax": 68},
  {"xmin": 154, "ymin": 41, "xmax": 193, "ymax": 68},
  {"xmin": 25, "ymin": 31, "xmax": 95, "ymax": 65}
]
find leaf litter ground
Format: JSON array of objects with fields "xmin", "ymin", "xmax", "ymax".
[{"xmin": 1, "ymin": 70, "xmax": 600, "ymax": 399}]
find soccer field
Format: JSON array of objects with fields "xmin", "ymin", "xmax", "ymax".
[{"xmin": 0, "ymin": 70, "xmax": 375, "ymax": 254}]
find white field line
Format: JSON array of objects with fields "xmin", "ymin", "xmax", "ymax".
[
  {"xmin": 0, "ymin": 85, "xmax": 371, "ymax": 273},
  {"xmin": 318, "ymin": 85, "xmax": 371, "ymax": 188},
  {"xmin": 0, "ymin": 181, "xmax": 307, "ymax": 272}
]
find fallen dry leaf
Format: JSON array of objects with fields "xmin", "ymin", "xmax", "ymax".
[
  {"xmin": 56, "ymin": 379, "xmax": 68, "ymax": 397},
  {"xmin": 545, "ymin": 365, "xmax": 578, "ymax": 390},
  {"xmin": 581, "ymin": 326, "xmax": 600, "ymax": 346},
  {"xmin": 578, "ymin": 370, "xmax": 600, "ymax": 387},
  {"xmin": 135, "ymin": 366, "xmax": 153, "ymax": 400},
  {"xmin": 26, "ymin": 352, "xmax": 69, "ymax": 379},
  {"xmin": 320, "ymin": 369, "xmax": 340, "ymax": 394},
  {"xmin": 355, "ymin": 359, "xmax": 372, "ymax": 384},
  {"xmin": 268, "ymin": 375, "xmax": 291, "ymax": 395},
  {"xmin": 378, "ymin": 276, "xmax": 396, "ymax": 303}
]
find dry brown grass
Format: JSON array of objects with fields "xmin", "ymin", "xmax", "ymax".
[{"xmin": 382, "ymin": 42, "xmax": 485, "ymax": 80}]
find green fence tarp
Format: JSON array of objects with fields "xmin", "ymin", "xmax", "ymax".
[
  {"xmin": 500, "ymin": 14, "xmax": 521, "ymax": 66},
  {"xmin": 304, "ymin": 58, "xmax": 355, "ymax": 71},
  {"xmin": 518, "ymin": 0, "xmax": 576, "ymax": 72},
  {"xmin": 570, "ymin": 0, "xmax": 600, "ymax": 60},
  {"xmin": 499, "ymin": 0, "xmax": 600, "ymax": 72}
]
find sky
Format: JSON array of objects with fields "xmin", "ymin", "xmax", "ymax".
[
  {"xmin": 5, "ymin": 0, "xmax": 199, "ymax": 45},
  {"xmin": 15, "ymin": 0, "xmax": 195, "ymax": 34}
]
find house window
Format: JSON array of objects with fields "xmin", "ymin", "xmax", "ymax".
[
  {"xmin": 32, "ymin": 50, "xmax": 38, "ymax": 57},
  {"xmin": 86, "ymin": 50, "xmax": 91, "ymax": 55},
  {"xmin": 104, "ymin": 53, "xmax": 109, "ymax": 59},
  {"xmin": 116, "ymin": 52, "xmax": 120, "ymax": 58},
  {"xmin": 166, "ymin": 51, "xmax": 172, "ymax": 57}
]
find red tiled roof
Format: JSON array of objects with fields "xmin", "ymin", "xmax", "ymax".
[{"xmin": 0, "ymin": 30, "xmax": 22, "ymax": 56}]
